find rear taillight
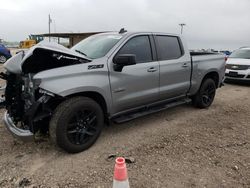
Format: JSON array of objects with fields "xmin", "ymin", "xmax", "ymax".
[{"xmin": 225, "ymin": 57, "xmax": 228, "ymax": 62}]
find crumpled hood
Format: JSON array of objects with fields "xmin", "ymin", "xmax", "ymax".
[
  {"xmin": 4, "ymin": 41, "xmax": 91, "ymax": 74},
  {"xmin": 4, "ymin": 51, "xmax": 24, "ymax": 74}
]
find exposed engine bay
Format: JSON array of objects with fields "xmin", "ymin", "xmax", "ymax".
[{"xmin": 1, "ymin": 72, "xmax": 52, "ymax": 133}]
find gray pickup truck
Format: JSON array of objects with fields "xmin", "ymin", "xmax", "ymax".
[{"xmin": 1, "ymin": 30, "xmax": 225, "ymax": 153}]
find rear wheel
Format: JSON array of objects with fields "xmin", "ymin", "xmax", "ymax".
[
  {"xmin": 50, "ymin": 97, "xmax": 104, "ymax": 153},
  {"xmin": 0, "ymin": 55, "xmax": 7, "ymax": 63},
  {"xmin": 192, "ymin": 78, "xmax": 216, "ymax": 108}
]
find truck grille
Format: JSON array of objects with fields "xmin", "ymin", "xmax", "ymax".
[
  {"xmin": 226, "ymin": 64, "xmax": 250, "ymax": 70},
  {"xmin": 225, "ymin": 73, "xmax": 245, "ymax": 78}
]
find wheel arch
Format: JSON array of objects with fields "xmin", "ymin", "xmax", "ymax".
[
  {"xmin": 66, "ymin": 91, "xmax": 109, "ymax": 117},
  {"xmin": 201, "ymin": 71, "xmax": 219, "ymax": 88}
]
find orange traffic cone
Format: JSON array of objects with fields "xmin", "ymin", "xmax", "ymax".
[{"xmin": 113, "ymin": 157, "xmax": 130, "ymax": 188}]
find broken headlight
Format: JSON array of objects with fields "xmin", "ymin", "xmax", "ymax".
[
  {"xmin": 29, "ymin": 78, "xmax": 41, "ymax": 89},
  {"xmin": 38, "ymin": 88, "xmax": 55, "ymax": 97}
]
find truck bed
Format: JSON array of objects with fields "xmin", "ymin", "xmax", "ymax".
[{"xmin": 189, "ymin": 52, "xmax": 225, "ymax": 95}]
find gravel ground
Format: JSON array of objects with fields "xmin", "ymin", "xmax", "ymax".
[{"xmin": 0, "ymin": 81, "xmax": 249, "ymax": 188}]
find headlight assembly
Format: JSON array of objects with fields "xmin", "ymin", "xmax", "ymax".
[{"xmin": 39, "ymin": 88, "xmax": 55, "ymax": 97}]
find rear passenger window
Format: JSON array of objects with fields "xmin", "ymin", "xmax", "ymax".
[
  {"xmin": 117, "ymin": 35, "xmax": 152, "ymax": 63},
  {"xmin": 156, "ymin": 36, "xmax": 182, "ymax": 60}
]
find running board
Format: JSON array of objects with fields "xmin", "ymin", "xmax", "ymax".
[{"xmin": 113, "ymin": 98, "xmax": 192, "ymax": 124}]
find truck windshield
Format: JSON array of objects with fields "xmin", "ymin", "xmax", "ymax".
[
  {"xmin": 71, "ymin": 34, "xmax": 122, "ymax": 59},
  {"xmin": 230, "ymin": 49, "xmax": 250, "ymax": 59}
]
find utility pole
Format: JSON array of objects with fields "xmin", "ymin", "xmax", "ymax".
[
  {"xmin": 179, "ymin": 23, "xmax": 186, "ymax": 34},
  {"xmin": 48, "ymin": 14, "xmax": 52, "ymax": 42}
]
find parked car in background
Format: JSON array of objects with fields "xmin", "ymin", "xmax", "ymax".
[
  {"xmin": 225, "ymin": 47, "xmax": 250, "ymax": 82},
  {"xmin": 0, "ymin": 44, "xmax": 12, "ymax": 63},
  {"xmin": 221, "ymin": 50, "xmax": 231, "ymax": 56}
]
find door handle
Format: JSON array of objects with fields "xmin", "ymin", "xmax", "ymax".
[
  {"xmin": 147, "ymin": 67, "xmax": 157, "ymax": 72},
  {"xmin": 182, "ymin": 63, "xmax": 189, "ymax": 68}
]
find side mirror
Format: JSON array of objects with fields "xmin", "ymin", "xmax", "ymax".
[{"xmin": 113, "ymin": 54, "xmax": 136, "ymax": 72}]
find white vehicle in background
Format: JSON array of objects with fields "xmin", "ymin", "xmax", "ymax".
[{"xmin": 225, "ymin": 47, "xmax": 250, "ymax": 82}]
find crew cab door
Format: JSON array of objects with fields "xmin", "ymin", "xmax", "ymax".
[
  {"xmin": 154, "ymin": 35, "xmax": 191, "ymax": 100},
  {"xmin": 108, "ymin": 35, "xmax": 160, "ymax": 114}
]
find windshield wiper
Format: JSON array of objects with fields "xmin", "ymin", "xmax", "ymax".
[{"xmin": 75, "ymin": 50, "xmax": 87, "ymax": 57}]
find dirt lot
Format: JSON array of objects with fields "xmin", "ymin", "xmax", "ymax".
[{"xmin": 0, "ymin": 81, "xmax": 249, "ymax": 188}]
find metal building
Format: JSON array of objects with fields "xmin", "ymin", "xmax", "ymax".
[{"xmin": 36, "ymin": 32, "xmax": 105, "ymax": 47}]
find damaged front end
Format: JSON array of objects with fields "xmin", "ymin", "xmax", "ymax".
[
  {"xmin": 1, "ymin": 42, "xmax": 91, "ymax": 141},
  {"xmin": 1, "ymin": 72, "xmax": 53, "ymax": 141}
]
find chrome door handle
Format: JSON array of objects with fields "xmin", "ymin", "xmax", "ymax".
[
  {"xmin": 182, "ymin": 63, "xmax": 189, "ymax": 67},
  {"xmin": 147, "ymin": 67, "xmax": 157, "ymax": 72}
]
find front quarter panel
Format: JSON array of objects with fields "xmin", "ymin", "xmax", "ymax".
[{"xmin": 33, "ymin": 57, "xmax": 112, "ymax": 112}]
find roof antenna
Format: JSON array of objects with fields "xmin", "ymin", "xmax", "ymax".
[{"xmin": 119, "ymin": 28, "xmax": 127, "ymax": 34}]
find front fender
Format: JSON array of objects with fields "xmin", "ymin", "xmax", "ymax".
[
  {"xmin": 39, "ymin": 76, "xmax": 112, "ymax": 113},
  {"xmin": 34, "ymin": 59, "xmax": 112, "ymax": 113}
]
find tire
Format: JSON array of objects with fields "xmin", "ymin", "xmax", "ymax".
[
  {"xmin": 49, "ymin": 97, "xmax": 104, "ymax": 153},
  {"xmin": 0, "ymin": 54, "xmax": 7, "ymax": 63},
  {"xmin": 192, "ymin": 78, "xmax": 216, "ymax": 108}
]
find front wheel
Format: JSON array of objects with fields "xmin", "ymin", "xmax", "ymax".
[
  {"xmin": 192, "ymin": 78, "xmax": 216, "ymax": 108},
  {"xmin": 49, "ymin": 97, "xmax": 104, "ymax": 153}
]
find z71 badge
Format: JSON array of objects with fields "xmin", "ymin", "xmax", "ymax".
[{"xmin": 88, "ymin": 64, "xmax": 104, "ymax": 70}]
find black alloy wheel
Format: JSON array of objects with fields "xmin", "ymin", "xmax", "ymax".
[
  {"xmin": 201, "ymin": 81, "xmax": 216, "ymax": 106},
  {"xmin": 192, "ymin": 78, "xmax": 216, "ymax": 108},
  {"xmin": 66, "ymin": 109, "xmax": 98, "ymax": 145},
  {"xmin": 50, "ymin": 97, "xmax": 104, "ymax": 153}
]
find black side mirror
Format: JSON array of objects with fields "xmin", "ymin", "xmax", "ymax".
[{"xmin": 113, "ymin": 54, "xmax": 136, "ymax": 72}]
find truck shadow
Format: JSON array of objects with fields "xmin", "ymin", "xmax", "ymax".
[
  {"xmin": 0, "ymin": 103, "xmax": 194, "ymax": 155},
  {"xmin": 224, "ymin": 80, "xmax": 250, "ymax": 87},
  {"xmin": 102, "ymin": 103, "xmax": 194, "ymax": 135}
]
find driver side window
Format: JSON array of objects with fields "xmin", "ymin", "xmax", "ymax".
[{"xmin": 117, "ymin": 35, "xmax": 153, "ymax": 63}]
